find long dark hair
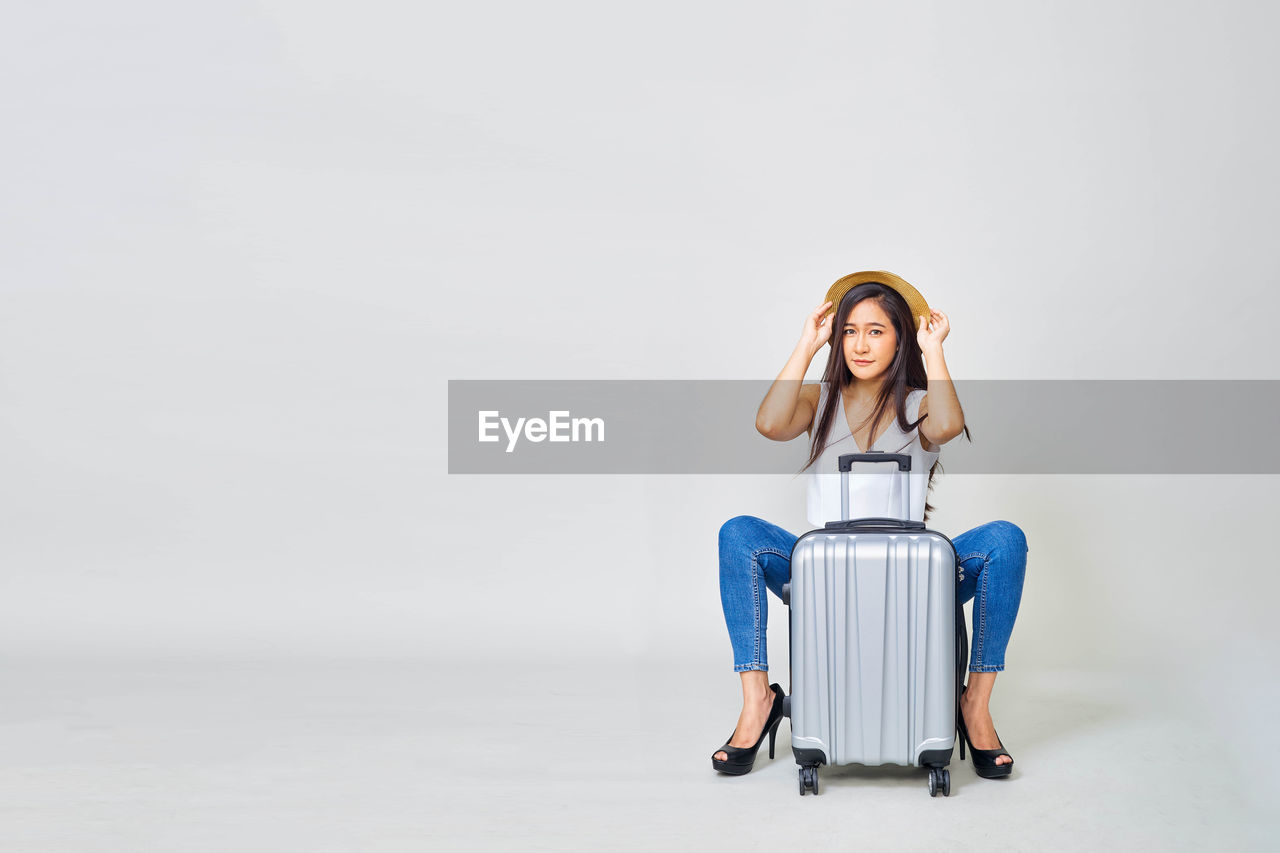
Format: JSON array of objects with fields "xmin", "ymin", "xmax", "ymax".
[{"xmin": 801, "ymin": 282, "xmax": 971, "ymax": 521}]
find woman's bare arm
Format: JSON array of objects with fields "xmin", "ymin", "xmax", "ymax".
[
  {"xmin": 757, "ymin": 301, "xmax": 832, "ymax": 441},
  {"xmin": 915, "ymin": 310, "xmax": 964, "ymax": 449}
]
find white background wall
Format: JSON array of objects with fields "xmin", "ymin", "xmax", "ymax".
[{"xmin": 2, "ymin": 0, "xmax": 1277, "ymax": 837}]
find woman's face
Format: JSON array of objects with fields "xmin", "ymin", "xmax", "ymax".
[{"xmin": 841, "ymin": 298, "xmax": 897, "ymax": 381}]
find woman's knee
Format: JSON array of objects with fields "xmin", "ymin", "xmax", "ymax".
[
  {"xmin": 719, "ymin": 515, "xmax": 765, "ymax": 554},
  {"xmin": 987, "ymin": 520, "xmax": 1028, "ymax": 556},
  {"xmin": 719, "ymin": 514, "xmax": 754, "ymax": 540}
]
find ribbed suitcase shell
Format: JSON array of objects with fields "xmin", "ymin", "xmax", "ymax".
[{"xmin": 789, "ymin": 528, "xmax": 957, "ymax": 767}]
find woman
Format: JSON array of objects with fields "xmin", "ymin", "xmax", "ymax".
[{"xmin": 711, "ymin": 271, "xmax": 1028, "ymax": 781}]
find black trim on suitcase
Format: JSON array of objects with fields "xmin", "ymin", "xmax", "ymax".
[
  {"xmin": 793, "ymin": 747, "xmax": 828, "ymax": 766},
  {"xmin": 919, "ymin": 748, "xmax": 952, "ymax": 768},
  {"xmin": 824, "ymin": 518, "xmax": 927, "ymax": 532},
  {"xmin": 838, "ymin": 452, "xmax": 912, "ymax": 471}
]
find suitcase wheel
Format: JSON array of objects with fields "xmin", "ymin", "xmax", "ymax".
[
  {"xmin": 927, "ymin": 767, "xmax": 951, "ymax": 797},
  {"xmin": 798, "ymin": 765, "xmax": 819, "ymax": 796}
]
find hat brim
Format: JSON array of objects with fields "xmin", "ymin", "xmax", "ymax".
[{"xmin": 822, "ymin": 271, "xmax": 930, "ymax": 345}]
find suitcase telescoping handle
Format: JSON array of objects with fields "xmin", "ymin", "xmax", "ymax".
[
  {"xmin": 827, "ymin": 451, "xmax": 922, "ymax": 531},
  {"xmin": 838, "ymin": 452, "xmax": 912, "ymax": 473}
]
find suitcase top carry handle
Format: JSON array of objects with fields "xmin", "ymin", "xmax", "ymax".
[
  {"xmin": 824, "ymin": 517, "xmax": 927, "ymax": 531},
  {"xmin": 838, "ymin": 452, "xmax": 912, "ymax": 472},
  {"xmin": 837, "ymin": 451, "xmax": 913, "ymax": 522}
]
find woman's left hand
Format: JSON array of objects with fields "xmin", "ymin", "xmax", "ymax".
[{"xmin": 916, "ymin": 310, "xmax": 950, "ymax": 350}]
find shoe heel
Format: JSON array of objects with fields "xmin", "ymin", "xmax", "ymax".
[
  {"xmin": 768, "ymin": 718, "xmax": 782, "ymax": 759},
  {"xmin": 959, "ymin": 730, "xmax": 966, "ymax": 761}
]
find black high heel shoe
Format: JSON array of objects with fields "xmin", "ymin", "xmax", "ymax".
[
  {"xmin": 711, "ymin": 683, "xmax": 786, "ymax": 776},
  {"xmin": 957, "ymin": 686, "xmax": 1014, "ymax": 779}
]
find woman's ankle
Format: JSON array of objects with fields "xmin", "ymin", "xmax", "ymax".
[{"xmin": 739, "ymin": 671, "xmax": 772, "ymax": 702}]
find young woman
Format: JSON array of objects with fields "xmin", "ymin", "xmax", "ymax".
[{"xmin": 711, "ymin": 271, "xmax": 1029, "ymax": 781}]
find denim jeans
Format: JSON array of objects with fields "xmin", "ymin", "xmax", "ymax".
[{"xmin": 718, "ymin": 516, "xmax": 1028, "ymax": 673}]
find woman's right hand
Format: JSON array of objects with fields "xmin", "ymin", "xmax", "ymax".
[{"xmin": 798, "ymin": 300, "xmax": 834, "ymax": 355}]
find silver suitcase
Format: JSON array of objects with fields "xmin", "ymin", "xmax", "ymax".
[{"xmin": 781, "ymin": 451, "xmax": 967, "ymax": 797}]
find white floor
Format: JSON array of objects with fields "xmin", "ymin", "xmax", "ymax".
[{"xmin": 0, "ymin": 657, "xmax": 1272, "ymax": 852}]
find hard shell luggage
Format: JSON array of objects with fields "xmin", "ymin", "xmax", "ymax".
[{"xmin": 780, "ymin": 451, "xmax": 968, "ymax": 797}]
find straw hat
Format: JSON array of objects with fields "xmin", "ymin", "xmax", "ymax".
[{"xmin": 821, "ymin": 271, "xmax": 930, "ymax": 345}]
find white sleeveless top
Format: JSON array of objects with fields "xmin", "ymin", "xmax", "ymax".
[{"xmin": 805, "ymin": 384, "xmax": 940, "ymax": 528}]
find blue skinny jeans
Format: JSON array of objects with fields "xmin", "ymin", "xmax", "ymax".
[{"xmin": 718, "ymin": 516, "xmax": 1028, "ymax": 673}]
